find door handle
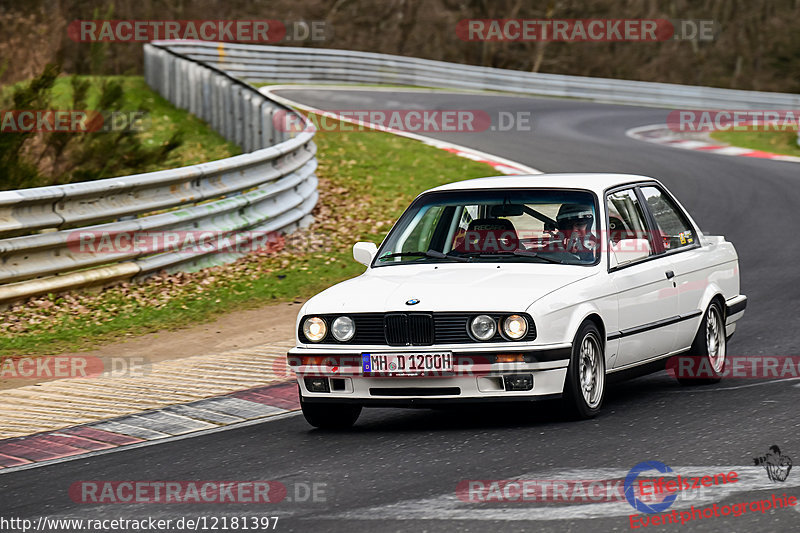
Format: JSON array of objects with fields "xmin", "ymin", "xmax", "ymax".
[{"xmin": 665, "ymin": 270, "xmax": 675, "ymax": 279}]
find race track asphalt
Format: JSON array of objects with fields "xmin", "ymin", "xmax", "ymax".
[{"xmin": 2, "ymin": 89, "xmax": 798, "ymax": 533}]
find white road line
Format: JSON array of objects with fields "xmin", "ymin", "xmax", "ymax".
[
  {"xmin": 261, "ymin": 83, "xmax": 550, "ymax": 98},
  {"xmin": 325, "ymin": 466, "xmax": 800, "ymax": 522},
  {"xmin": 667, "ymin": 378, "xmax": 800, "ymax": 393},
  {"xmin": 260, "ymin": 86, "xmax": 541, "ymax": 176}
]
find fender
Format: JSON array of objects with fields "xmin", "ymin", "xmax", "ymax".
[
  {"xmin": 526, "ymin": 271, "xmax": 617, "ymax": 346},
  {"xmin": 566, "ymin": 305, "xmax": 617, "ymax": 369},
  {"xmin": 697, "ymin": 282, "xmax": 726, "ymax": 317}
]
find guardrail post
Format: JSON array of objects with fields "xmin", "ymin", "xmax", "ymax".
[
  {"xmin": 261, "ymin": 103, "xmax": 275, "ymax": 148},
  {"xmin": 251, "ymin": 95, "xmax": 262, "ymax": 151},
  {"xmin": 188, "ymin": 63, "xmax": 198, "ymax": 116},
  {"xmin": 233, "ymin": 85, "xmax": 244, "ymax": 148},
  {"xmin": 241, "ymin": 92, "xmax": 253, "ymax": 153},
  {"xmin": 221, "ymin": 78, "xmax": 233, "ymax": 141},
  {"xmin": 210, "ymin": 74, "xmax": 221, "ymax": 133},
  {"xmin": 173, "ymin": 55, "xmax": 183, "ymax": 108}
]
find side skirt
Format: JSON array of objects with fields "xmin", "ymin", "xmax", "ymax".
[{"xmin": 606, "ymin": 347, "xmax": 691, "ymax": 383}]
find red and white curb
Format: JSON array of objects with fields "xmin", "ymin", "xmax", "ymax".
[
  {"xmin": 627, "ymin": 124, "xmax": 800, "ymax": 163},
  {"xmin": 0, "ymin": 381, "xmax": 299, "ymax": 473},
  {"xmin": 260, "ymin": 85, "xmax": 541, "ymax": 176}
]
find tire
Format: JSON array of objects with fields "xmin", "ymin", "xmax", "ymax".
[
  {"xmin": 300, "ymin": 394, "xmax": 361, "ymax": 429},
  {"xmin": 563, "ymin": 321, "xmax": 606, "ymax": 419},
  {"xmin": 676, "ymin": 300, "xmax": 726, "ymax": 386}
]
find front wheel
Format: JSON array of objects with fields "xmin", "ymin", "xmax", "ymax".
[
  {"xmin": 300, "ymin": 394, "xmax": 361, "ymax": 429},
  {"xmin": 676, "ymin": 300, "xmax": 726, "ymax": 386},
  {"xmin": 563, "ymin": 321, "xmax": 606, "ymax": 419}
]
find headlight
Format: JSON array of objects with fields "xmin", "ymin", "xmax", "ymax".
[
  {"xmin": 302, "ymin": 317, "xmax": 327, "ymax": 342},
  {"xmin": 331, "ymin": 316, "xmax": 355, "ymax": 342},
  {"xmin": 470, "ymin": 315, "xmax": 497, "ymax": 341},
  {"xmin": 502, "ymin": 315, "xmax": 528, "ymax": 340}
]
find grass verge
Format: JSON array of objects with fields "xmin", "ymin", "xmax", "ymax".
[
  {"xmin": 0, "ymin": 116, "xmax": 497, "ymax": 356},
  {"xmin": 710, "ymin": 130, "xmax": 800, "ymax": 157},
  {"xmin": 0, "ymin": 75, "xmax": 240, "ymax": 188},
  {"xmin": 47, "ymin": 75, "xmax": 241, "ymax": 170}
]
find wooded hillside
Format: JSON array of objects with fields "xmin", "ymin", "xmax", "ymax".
[{"xmin": 1, "ymin": 0, "xmax": 798, "ymax": 92}]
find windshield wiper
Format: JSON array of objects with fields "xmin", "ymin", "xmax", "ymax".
[
  {"xmin": 512, "ymin": 249, "xmax": 566, "ymax": 264},
  {"xmin": 378, "ymin": 250, "xmax": 471, "ymax": 262},
  {"xmin": 459, "ymin": 250, "xmax": 565, "ymax": 264}
]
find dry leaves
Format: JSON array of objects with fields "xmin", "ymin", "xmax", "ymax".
[{"xmin": 1, "ymin": 168, "xmax": 374, "ymax": 337}]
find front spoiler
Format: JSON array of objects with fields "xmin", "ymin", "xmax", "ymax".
[{"xmin": 300, "ymin": 393, "xmax": 563, "ymax": 408}]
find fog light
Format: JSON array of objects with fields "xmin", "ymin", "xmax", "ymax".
[
  {"xmin": 496, "ymin": 353, "xmax": 524, "ymax": 363},
  {"xmin": 304, "ymin": 377, "xmax": 330, "ymax": 393},
  {"xmin": 503, "ymin": 374, "xmax": 533, "ymax": 391}
]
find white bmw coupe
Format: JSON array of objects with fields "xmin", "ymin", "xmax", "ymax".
[{"xmin": 288, "ymin": 174, "xmax": 747, "ymax": 428}]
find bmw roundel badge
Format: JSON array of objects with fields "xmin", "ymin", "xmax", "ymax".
[{"xmin": 406, "ymin": 298, "xmax": 420, "ymax": 305}]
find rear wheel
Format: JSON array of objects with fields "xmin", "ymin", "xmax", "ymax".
[
  {"xmin": 563, "ymin": 321, "xmax": 606, "ymax": 419},
  {"xmin": 300, "ymin": 394, "xmax": 361, "ymax": 429},
  {"xmin": 677, "ymin": 300, "xmax": 726, "ymax": 386}
]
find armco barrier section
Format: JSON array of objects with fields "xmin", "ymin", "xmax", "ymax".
[
  {"xmin": 161, "ymin": 41, "xmax": 800, "ymax": 147},
  {"xmin": 0, "ymin": 43, "xmax": 317, "ymax": 303},
  {"xmin": 3, "ymin": 41, "xmax": 798, "ymax": 304},
  {"xmin": 159, "ymin": 41, "xmax": 800, "ymax": 110}
]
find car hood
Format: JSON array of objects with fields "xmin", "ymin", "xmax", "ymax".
[{"xmin": 303, "ymin": 263, "xmax": 599, "ymax": 314}]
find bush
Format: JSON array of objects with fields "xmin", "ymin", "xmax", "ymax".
[{"xmin": 0, "ymin": 66, "xmax": 182, "ymax": 191}]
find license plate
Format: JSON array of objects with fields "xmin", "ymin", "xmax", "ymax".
[{"xmin": 362, "ymin": 352, "xmax": 453, "ymax": 376}]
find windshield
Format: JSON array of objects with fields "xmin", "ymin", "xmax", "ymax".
[{"xmin": 375, "ymin": 188, "xmax": 600, "ymax": 266}]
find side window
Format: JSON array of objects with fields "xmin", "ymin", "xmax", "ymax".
[
  {"xmin": 405, "ymin": 205, "xmax": 445, "ymax": 252},
  {"xmin": 606, "ymin": 188, "xmax": 655, "ymax": 256},
  {"xmin": 446, "ymin": 205, "xmax": 478, "ymax": 252},
  {"xmin": 640, "ymin": 186, "xmax": 696, "ymax": 251},
  {"xmin": 382, "ymin": 205, "xmax": 446, "ymax": 260}
]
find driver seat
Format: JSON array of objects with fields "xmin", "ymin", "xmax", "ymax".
[{"xmin": 453, "ymin": 218, "xmax": 519, "ymax": 253}]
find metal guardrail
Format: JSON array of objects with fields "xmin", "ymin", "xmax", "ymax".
[
  {"xmin": 163, "ymin": 40, "xmax": 800, "ymax": 147},
  {"xmin": 161, "ymin": 41, "xmax": 800, "ymax": 110},
  {"xmin": 0, "ymin": 43, "xmax": 317, "ymax": 303},
  {"xmin": 3, "ymin": 41, "xmax": 797, "ymax": 303}
]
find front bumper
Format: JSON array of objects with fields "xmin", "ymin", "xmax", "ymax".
[
  {"xmin": 725, "ymin": 294, "xmax": 747, "ymax": 338},
  {"xmin": 288, "ymin": 343, "xmax": 572, "ymax": 404}
]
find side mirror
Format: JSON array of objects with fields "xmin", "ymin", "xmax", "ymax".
[
  {"xmin": 610, "ymin": 238, "xmax": 651, "ymax": 267},
  {"xmin": 353, "ymin": 242, "xmax": 378, "ymax": 266}
]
